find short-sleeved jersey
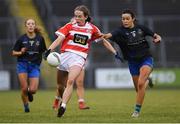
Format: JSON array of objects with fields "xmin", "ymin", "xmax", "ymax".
[
  {"xmin": 55, "ymin": 22, "xmax": 101, "ymax": 58},
  {"xmin": 13, "ymin": 34, "xmax": 47, "ymax": 65},
  {"xmin": 110, "ymin": 24, "xmax": 154, "ymax": 61}
]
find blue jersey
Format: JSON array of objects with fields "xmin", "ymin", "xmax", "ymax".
[
  {"xmin": 110, "ymin": 25, "xmax": 154, "ymax": 61},
  {"xmin": 13, "ymin": 33, "xmax": 47, "ymax": 65}
]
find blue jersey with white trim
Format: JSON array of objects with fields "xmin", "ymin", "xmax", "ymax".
[
  {"xmin": 110, "ymin": 24, "xmax": 154, "ymax": 61},
  {"xmin": 13, "ymin": 34, "xmax": 47, "ymax": 65}
]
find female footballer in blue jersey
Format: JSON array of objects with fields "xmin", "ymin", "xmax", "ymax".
[
  {"xmin": 103, "ymin": 9, "xmax": 161, "ymax": 117},
  {"xmin": 12, "ymin": 18, "xmax": 47, "ymax": 112}
]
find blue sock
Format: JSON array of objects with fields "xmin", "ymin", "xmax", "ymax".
[
  {"xmin": 24, "ymin": 103, "xmax": 29, "ymax": 108},
  {"xmin": 135, "ymin": 104, "xmax": 141, "ymax": 113},
  {"xmin": 24, "ymin": 103, "xmax": 30, "ymax": 112}
]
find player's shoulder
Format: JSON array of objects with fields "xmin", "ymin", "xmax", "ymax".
[
  {"xmin": 88, "ymin": 22, "xmax": 98, "ymax": 28},
  {"xmin": 20, "ymin": 34, "xmax": 27, "ymax": 38},
  {"xmin": 112, "ymin": 26, "xmax": 123, "ymax": 33},
  {"xmin": 35, "ymin": 33, "xmax": 44, "ymax": 40},
  {"xmin": 87, "ymin": 22, "xmax": 100, "ymax": 31},
  {"xmin": 136, "ymin": 24, "xmax": 148, "ymax": 30},
  {"xmin": 58, "ymin": 22, "xmax": 72, "ymax": 31},
  {"xmin": 17, "ymin": 34, "xmax": 27, "ymax": 41},
  {"xmin": 64, "ymin": 22, "xmax": 73, "ymax": 27},
  {"xmin": 136, "ymin": 24, "xmax": 153, "ymax": 33},
  {"xmin": 35, "ymin": 33, "xmax": 43, "ymax": 38}
]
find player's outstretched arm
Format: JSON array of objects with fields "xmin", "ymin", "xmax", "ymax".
[
  {"xmin": 102, "ymin": 33, "xmax": 112, "ymax": 39},
  {"xmin": 43, "ymin": 35, "xmax": 64, "ymax": 60},
  {"xmin": 102, "ymin": 38, "xmax": 116, "ymax": 54},
  {"xmin": 48, "ymin": 36, "xmax": 64, "ymax": 51},
  {"xmin": 102, "ymin": 38, "xmax": 124, "ymax": 62}
]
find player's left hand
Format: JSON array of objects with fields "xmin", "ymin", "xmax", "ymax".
[
  {"xmin": 153, "ymin": 34, "xmax": 161, "ymax": 43},
  {"xmin": 115, "ymin": 51, "xmax": 124, "ymax": 62},
  {"xmin": 43, "ymin": 49, "xmax": 51, "ymax": 60}
]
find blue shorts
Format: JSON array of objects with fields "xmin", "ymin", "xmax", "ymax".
[
  {"xmin": 16, "ymin": 61, "xmax": 40, "ymax": 78},
  {"xmin": 128, "ymin": 57, "xmax": 154, "ymax": 76}
]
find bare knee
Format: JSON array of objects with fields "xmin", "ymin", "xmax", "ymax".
[
  {"xmin": 67, "ymin": 79, "xmax": 74, "ymax": 86},
  {"xmin": 21, "ymin": 87, "xmax": 28, "ymax": 94},
  {"xmin": 29, "ymin": 89, "xmax": 37, "ymax": 94},
  {"xmin": 138, "ymin": 78, "xmax": 146, "ymax": 89},
  {"xmin": 57, "ymin": 83, "xmax": 65, "ymax": 90},
  {"xmin": 76, "ymin": 80, "xmax": 84, "ymax": 88}
]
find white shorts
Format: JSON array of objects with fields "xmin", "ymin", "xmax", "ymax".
[{"xmin": 57, "ymin": 52, "xmax": 85, "ymax": 72}]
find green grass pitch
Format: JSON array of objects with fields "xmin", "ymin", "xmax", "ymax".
[{"xmin": 0, "ymin": 89, "xmax": 180, "ymax": 123}]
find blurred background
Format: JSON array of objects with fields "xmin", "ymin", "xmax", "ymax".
[{"xmin": 0, "ymin": 0, "xmax": 180, "ymax": 90}]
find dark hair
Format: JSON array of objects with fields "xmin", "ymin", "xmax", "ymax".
[
  {"xmin": 74, "ymin": 5, "xmax": 91, "ymax": 22},
  {"xmin": 25, "ymin": 18, "xmax": 42, "ymax": 34},
  {"xmin": 122, "ymin": 9, "xmax": 135, "ymax": 19},
  {"xmin": 86, "ymin": 16, "xmax": 92, "ymax": 22}
]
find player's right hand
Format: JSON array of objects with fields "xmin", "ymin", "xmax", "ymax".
[{"xmin": 21, "ymin": 47, "xmax": 27, "ymax": 55}]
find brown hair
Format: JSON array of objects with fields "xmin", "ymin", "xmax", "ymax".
[
  {"xmin": 25, "ymin": 18, "xmax": 42, "ymax": 34},
  {"xmin": 74, "ymin": 5, "xmax": 91, "ymax": 22},
  {"xmin": 122, "ymin": 9, "xmax": 135, "ymax": 19}
]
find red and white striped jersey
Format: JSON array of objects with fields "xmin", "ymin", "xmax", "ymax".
[{"xmin": 55, "ymin": 22, "xmax": 102, "ymax": 58}]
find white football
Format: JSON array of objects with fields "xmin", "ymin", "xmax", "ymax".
[{"xmin": 47, "ymin": 52, "xmax": 61, "ymax": 67}]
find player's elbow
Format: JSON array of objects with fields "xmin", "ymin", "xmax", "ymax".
[{"xmin": 11, "ymin": 51, "xmax": 16, "ymax": 56}]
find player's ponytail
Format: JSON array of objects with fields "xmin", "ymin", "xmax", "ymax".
[{"xmin": 86, "ymin": 16, "xmax": 92, "ymax": 22}]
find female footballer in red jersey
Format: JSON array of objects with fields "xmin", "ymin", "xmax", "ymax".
[
  {"xmin": 44, "ymin": 5, "xmax": 119, "ymax": 117},
  {"xmin": 52, "ymin": 18, "xmax": 108, "ymax": 111},
  {"xmin": 52, "ymin": 18, "xmax": 91, "ymax": 111}
]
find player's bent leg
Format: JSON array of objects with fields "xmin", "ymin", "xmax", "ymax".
[
  {"xmin": 132, "ymin": 65, "xmax": 152, "ymax": 117},
  {"xmin": 57, "ymin": 70, "xmax": 68, "ymax": 97},
  {"xmin": 28, "ymin": 77, "xmax": 39, "ymax": 102},
  {"xmin": 53, "ymin": 70, "xmax": 68, "ymax": 110},
  {"xmin": 132, "ymin": 76, "xmax": 139, "ymax": 92},
  {"xmin": 57, "ymin": 81, "xmax": 73, "ymax": 117},
  {"xmin": 61, "ymin": 66, "xmax": 82, "ymax": 104},
  {"xmin": 21, "ymin": 89, "xmax": 30, "ymax": 113},
  {"xmin": 57, "ymin": 66, "xmax": 82, "ymax": 117},
  {"xmin": 76, "ymin": 85, "xmax": 90, "ymax": 110},
  {"xmin": 131, "ymin": 76, "xmax": 140, "ymax": 117},
  {"xmin": 24, "ymin": 102, "xmax": 30, "ymax": 113},
  {"xmin": 28, "ymin": 64, "xmax": 40, "ymax": 102},
  {"xmin": 78, "ymin": 99, "xmax": 90, "ymax": 110},
  {"xmin": 18, "ymin": 73, "xmax": 30, "ymax": 112},
  {"xmin": 27, "ymin": 90, "xmax": 33, "ymax": 102},
  {"xmin": 137, "ymin": 65, "xmax": 152, "ymax": 103},
  {"xmin": 148, "ymin": 77, "xmax": 154, "ymax": 88},
  {"xmin": 21, "ymin": 85, "xmax": 28, "ymax": 104},
  {"xmin": 76, "ymin": 69, "xmax": 90, "ymax": 109},
  {"xmin": 53, "ymin": 95, "xmax": 61, "ymax": 110}
]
